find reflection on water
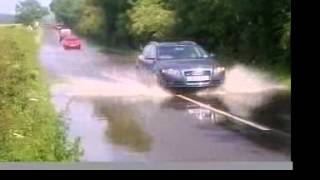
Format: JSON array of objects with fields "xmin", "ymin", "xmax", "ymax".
[
  {"xmin": 62, "ymin": 95, "xmax": 290, "ymax": 161},
  {"xmin": 192, "ymin": 89, "xmax": 291, "ymax": 133},
  {"xmin": 186, "ymin": 104, "xmax": 216, "ymax": 122},
  {"xmin": 160, "ymin": 92, "xmax": 291, "ymax": 154},
  {"xmin": 249, "ymin": 91, "xmax": 291, "ymax": 133},
  {"xmin": 160, "ymin": 96, "xmax": 228, "ymax": 124},
  {"xmin": 218, "ymin": 90, "xmax": 291, "ymax": 134},
  {"xmin": 93, "ymin": 99, "xmax": 153, "ymax": 153}
]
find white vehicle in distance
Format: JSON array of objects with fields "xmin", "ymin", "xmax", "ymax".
[{"xmin": 59, "ymin": 28, "xmax": 72, "ymax": 42}]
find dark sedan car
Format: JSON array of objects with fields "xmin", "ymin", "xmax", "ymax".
[{"xmin": 136, "ymin": 41, "xmax": 225, "ymax": 88}]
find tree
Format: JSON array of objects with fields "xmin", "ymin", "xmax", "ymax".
[
  {"xmin": 50, "ymin": 0, "xmax": 86, "ymax": 26},
  {"xmin": 92, "ymin": 0, "xmax": 132, "ymax": 46},
  {"xmin": 15, "ymin": 0, "xmax": 49, "ymax": 25},
  {"xmin": 168, "ymin": 0, "xmax": 291, "ymax": 65},
  {"xmin": 75, "ymin": 5, "xmax": 106, "ymax": 38},
  {"xmin": 126, "ymin": 0, "xmax": 176, "ymax": 43}
]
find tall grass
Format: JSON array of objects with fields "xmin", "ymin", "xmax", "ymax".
[{"xmin": 0, "ymin": 26, "xmax": 80, "ymax": 162}]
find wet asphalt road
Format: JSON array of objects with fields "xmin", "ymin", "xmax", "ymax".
[{"xmin": 39, "ymin": 28, "xmax": 291, "ymax": 162}]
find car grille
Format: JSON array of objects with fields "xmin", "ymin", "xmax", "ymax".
[{"xmin": 184, "ymin": 70, "xmax": 211, "ymax": 76}]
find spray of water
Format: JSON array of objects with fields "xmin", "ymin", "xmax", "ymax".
[
  {"xmin": 198, "ymin": 64, "xmax": 287, "ymax": 96},
  {"xmin": 224, "ymin": 65, "xmax": 286, "ymax": 92},
  {"xmin": 196, "ymin": 64, "xmax": 288, "ymax": 117},
  {"xmin": 51, "ymin": 72, "xmax": 171, "ymax": 99}
]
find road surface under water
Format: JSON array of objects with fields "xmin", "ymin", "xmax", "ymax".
[{"xmin": 39, "ymin": 28, "xmax": 291, "ymax": 162}]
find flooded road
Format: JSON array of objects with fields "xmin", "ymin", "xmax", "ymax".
[{"xmin": 39, "ymin": 28, "xmax": 291, "ymax": 162}]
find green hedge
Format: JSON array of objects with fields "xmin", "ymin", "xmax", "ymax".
[{"xmin": 0, "ymin": 26, "xmax": 80, "ymax": 162}]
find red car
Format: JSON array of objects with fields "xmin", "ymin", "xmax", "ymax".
[{"xmin": 62, "ymin": 36, "xmax": 81, "ymax": 50}]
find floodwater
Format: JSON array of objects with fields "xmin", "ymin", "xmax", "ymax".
[{"xmin": 39, "ymin": 28, "xmax": 291, "ymax": 162}]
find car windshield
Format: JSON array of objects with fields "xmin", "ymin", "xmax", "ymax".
[
  {"xmin": 158, "ymin": 45, "xmax": 208, "ymax": 60},
  {"xmin": 65, "ymin": 37, "xmax": 79, "ymax": 41}
]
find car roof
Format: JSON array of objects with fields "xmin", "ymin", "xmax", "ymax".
[
  {"xmin": 149, "ymin": 41, "xmax": 198, "ymax": 46},
  {"xmin": 60, "ymin": 28, "xmax": 71, "ymax": 31}
]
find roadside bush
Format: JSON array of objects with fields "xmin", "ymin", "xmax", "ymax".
[
  {"xmin": 0, "ymin": 26, "xmax": 80, "ymax": 161},
  {"xmin": 75, "ymin": 6, "xmax": 106, "ymax": 39},
  {"xmin": 126, "ymin": 0, "xmax": 176, "ymax": 43}
]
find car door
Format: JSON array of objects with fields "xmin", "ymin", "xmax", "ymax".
[
  {"xmin": 144, "ymin": 45, "xmax": 157, "ymax": 72},
  {"xmin": 137, "ymin": 45, "xmax": 150, "ymax": 70}
]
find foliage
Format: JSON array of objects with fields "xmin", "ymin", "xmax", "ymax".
[
  {"xmin": 75, "ymin": 5, "xmax": 106, "ymax": 38},
  {"xmin": 15, "ymin": 0, "xmax": 49, "ymax": 25},
  {"xmin": 50, "ymin": 0, "xmax": 86, "ymax": 26},
  {"xmin": 126, "ymin": 0, "xmax": 176, "ymax": 43}
]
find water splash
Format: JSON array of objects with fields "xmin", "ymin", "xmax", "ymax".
[
  {"xmin": 196, "ymin": 64, "xmax": 288, "ymax": 117},
  {"xmin": 51, "ymin": 75, "xmax": 171, "ymax": 99},
  {"xmin": 198, "ymin": 64, "xmax": 287, "ymax": 96}
]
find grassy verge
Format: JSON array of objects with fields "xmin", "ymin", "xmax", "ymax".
[
  {"xmin": 0, "ymin": 26, "xmax": 80, "ymax": 162},
  {"xmin": 0, "ymin": 24, "xmax": 22, "ymax": 27},
  {"xmin": 269, "ymin": 64, "xmax": 291, "ymax": 88}
]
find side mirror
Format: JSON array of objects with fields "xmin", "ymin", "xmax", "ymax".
[{"xmin": 138, "ymin": 54, "xmax": 144, "ymax": 61}]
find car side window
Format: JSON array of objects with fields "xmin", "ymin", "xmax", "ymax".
[
  {"xmin": 149, "ymin": 45, "xmax": 157, "ymax": 59},
  {"xmin": 143, "ymin": 45, "xmax": 156, "ymax": 59},
  {"xmin": 143, "ymin": 45, "xmax": 151, "ymax": 57}
]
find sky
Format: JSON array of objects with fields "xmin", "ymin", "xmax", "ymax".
[{"xmin": 0, "ymin": 0, "xmax": 52, "ymax": 14}]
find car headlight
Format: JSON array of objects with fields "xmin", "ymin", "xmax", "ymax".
[
  {"xmin": 161, "ymin": 68, "xmax": 181, "ymax": 76},
  {"xmin": 215, "ymin": 67, "xmax": 225, "ymax": 73}
]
